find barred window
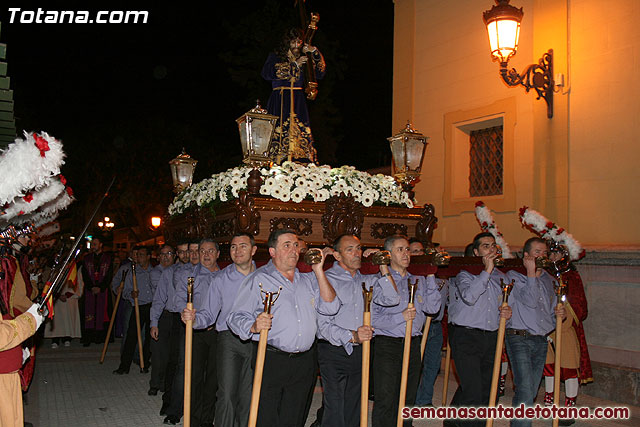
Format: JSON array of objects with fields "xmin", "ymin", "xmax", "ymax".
[{"xmin": 469, "ymin": 125, "xmax": 503, "ymax": 197}]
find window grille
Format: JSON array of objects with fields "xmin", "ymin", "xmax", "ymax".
[{"xmin": 469, "ymin": 125, "xmax": 503, "ymax": 196}]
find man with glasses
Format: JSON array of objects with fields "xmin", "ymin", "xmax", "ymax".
[
  {"xmin": 148, "ymin": 245, "xmax": 176, "ymax": 395},
  {"xmin": 162, "ymin": 241, "xmax": 200, "ymax": 424},
  {"xmin": 173, "ymin": 239, "xmax": 220, "ymax": 427},
  {"xmin": 182, "ymin": 233, "xmax": 257, "ymax": 427}
]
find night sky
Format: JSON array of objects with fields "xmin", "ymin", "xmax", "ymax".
[{"xmin": 0, "ymin": 1, "xmax": 394, "ymax": 234}]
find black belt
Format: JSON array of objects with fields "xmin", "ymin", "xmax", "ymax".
[
  {"xmin": 265, "ymin": 344, "xmax": 311, "ymax": 358},
  {"xmin": 506, "ymin": 328, "xmax": 542, "ymax": 338},
  {"xmin": 318, "ymin": 338, "xmax": 359, "ymax": 348},
  {"xmin": 450, "ymin": 324, "xmax": 496, "ymax": 334},
  {"xmin": 375, "ymin": 335, "xmax": 421, "ymax": 343}
]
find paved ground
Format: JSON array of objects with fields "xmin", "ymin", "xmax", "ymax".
[{"xmin": 23, "ymin": 338, "xmax": 638, "ymax": 426}]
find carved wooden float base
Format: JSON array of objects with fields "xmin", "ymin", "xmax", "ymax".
[{"xmin": 164, "ymin": 192, "xmax": 437, "ymax": 247}]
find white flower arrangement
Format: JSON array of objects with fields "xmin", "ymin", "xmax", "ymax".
[
  {"xmin": 474, "ymin": 201, "xmax": 514, "ymax": 258},
  {"xmin": 0, "ymin": 131, "xmax": 65, "ymax": 205},
  {"xmin": 519, "ymin": 206, "xmax": 585, "ymax": 260},
  {"xmin": 168, "ymin": 162, "xmax": 413, "ymax": 216}
]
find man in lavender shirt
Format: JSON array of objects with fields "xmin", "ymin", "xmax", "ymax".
[
  {"xmin": 371, "ymin": 235, "xmax": 441, "ymax": 427},
  {"xmin": 113, "ymin": 246, "xmax": 154, "ymax": 375},
  {"xmin": 163, "ymin": 241, "xmax": 200, "ymax": 425},
  {"xmin": 182, "ymin": 233, "xmax": 257, "ymax": 427},
  {"xmin": 446, "ymin": 232, "xmax": 512, "ymax": 427},
  {"xmin": 316, "ymin": 234, "xmax": 400, "ymax": 427},
  {"xmin": 505, "ymin": 237, "xmax": 566, "ymax": 427},
  {"xmin": 173, "ymin": 239, "xmax": 220, "ymax": 427},
  {"xmin": 228, "ymin": 229, "xmax": 339, "ymax": 427},
  {"xmin": 148, "ymin": 244, "xmax": 176, "ymax": 396},
  {"xmin": 150, "ymin": 241, "xmax": 189, "ymax": 408}
]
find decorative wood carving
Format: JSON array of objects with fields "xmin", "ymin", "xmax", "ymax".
[
  {"xmin": 370, "ymin": 222, "xmax": 408, "ymax": 239},
  {"xmin": 270, "ymin": 217, "xmax": 313, "ymax": 236},
  {"xmin": 212, "ymin": 218, "xmax": 235, "ymax": 238},
  {"xmin": 321, "ymin": 195, "xmax": 363, "ymax": 243},
  {"xmin": 415, "ymin": 203, "xmax": 438, "ymax": 244},
  {"xmin": 234, "ymin": 191, "xmax": 261, "ymax": 235}
]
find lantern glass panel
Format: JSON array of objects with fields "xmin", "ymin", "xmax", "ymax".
[
  {"xmin": 390, "ymin": 139, "xmax": 406, "ymax": 172},
  {"xmin": 406, "ymin": 138, "xmax": 425, "ymax": 171},
  {"xmin": 176, "ymin": 163, "xmax": 193, "ymax": 185},
  {"xmin": 238, "ymin": 121, "xmax": 249, "ymax": 155},
  {"xmin": 250, "ymin": 119, "xmax": 273, "ymax": 155},
  {"xmin": 487, "ymin": 19, "xmax": 520, "ymax": 62}
]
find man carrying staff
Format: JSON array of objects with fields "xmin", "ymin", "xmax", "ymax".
[
  {"xmin": 150, "ymin": 241, "xmax": 189, "ymax": 400},
  {"xmin": 316, "ymin": 234, "xmax": 400, "ymax": 427},
  {"xmin": 182, "ymin": 233, "xmax": 257, "ymax": 427},
  {"xmin": 162, "ymin": 241, "xmax": 200, "ymax": 425},
  {"xmin": 228, "ymin": 229, "xmax": 339, "ymax": 427},
  {"xmin": 445, "ymin": 232, "xmax": 512, "ymax": 427},
  {"xmin": 174, "ymin": 239, "xmax": 220, "ymax": 427},
  {"xmin": 505, "ymin": 237, "xmax": 565, "ymax": 427},
  {"xmin": 112, "ymin": 246, "xmax": 153, "ymax": 374},
  {"xmin": 371, "ymin": 235, "xmax": 441, "ymax": 427},
  {"xmin": 148, "ymin": 244, "xmax": 176, "ymax": 396}
]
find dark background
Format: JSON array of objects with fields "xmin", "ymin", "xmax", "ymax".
[{"xmin": 0, "ymin": 1, "xmax": 394, "ymax": 235}]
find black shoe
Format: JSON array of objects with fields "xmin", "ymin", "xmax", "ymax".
[
  {"xmin": 159, "ymin": 403, "xmax": 169, "ymax": 416},
  {"xmin": 164, "ymin": 416, "xmax": 179, "ymax": 425},
  {"xmin": 148, "ymin": 387, "xmax": 158, "ymax": 396},
  {"xmin": 141, "ymin": 367, "xmax": 150, "ymax": 374},
  {"xmin": 559, "ymin": 419, "xmax": 575, "ymax": 426},
  {"xmin": 112, "ymin": 368, "xmax": 129, "ymax": 375}
]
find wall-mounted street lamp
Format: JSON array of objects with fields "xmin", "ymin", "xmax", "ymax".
[
  {"xmin": 169, "ymin": 149, "xmax": 198, "ymax": 194},
  {"xmin": 483, "ymin": 0, "xmax": 554, "ymax": 118}
]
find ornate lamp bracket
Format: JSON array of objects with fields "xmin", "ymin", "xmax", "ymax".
[{"xmin": 500, "ymin": 49, "xmax": 554, "ymax": 118}]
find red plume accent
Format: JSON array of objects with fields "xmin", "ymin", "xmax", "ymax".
[{"xmin": 33, "ymin": 133, "xmax": 50, "ymax": 157}]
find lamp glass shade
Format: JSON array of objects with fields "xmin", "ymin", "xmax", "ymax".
[
  {"xmin": 486, "ymin": 19, "xmax": 520, "ymax": 63},
  {"xmin": 169, "ymin": 150, "xmax": 198, "ymax": 193},
  {"xmin": 151, "ymin": 217, "xmax": 161, "ymax": 228}
]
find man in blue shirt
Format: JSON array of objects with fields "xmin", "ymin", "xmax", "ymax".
[
  {"xmin": 228, "ymin": 229, "xmax": 339, "ymax": 427},
  {"xmin": 113, "ymin": 246, "xmax": 154, "ymax": 374},
  {"xmin": 182, "ymin": 233, "xmax": 257, "ymax": 427},
  {"xmin": 316, "ymin": 234, "xmax": 400, "ymax": 427},
  {"xmin": 371, "ymin": 235, "xmax": 441, "ymax": 427},
  {"xmin": 446, "ymin": 232, "xmax": 512, "ymax": 427},
  {"xmin": 505, "ymin": 237, "xmax": 566, "ymax": 427}
]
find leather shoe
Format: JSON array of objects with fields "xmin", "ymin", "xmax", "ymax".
[
  {"xmin": 164, "ymin": 416, "xmax": 180, "ymax": 425},
  {"xmin": 148, "ymin": 387, "xmax": 158, "ymax": 396},
  {"xmin": 112, "ymin": 368, "xmax": 129, "ymax": 375},
  {"xmin": 141, "ymin": 367, "xmax": 150, "ymax": 374}
]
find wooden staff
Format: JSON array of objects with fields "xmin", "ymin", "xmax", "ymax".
[
  {"xmin": 360, "ymin": 283, "xmax": 373, "ymax": 427},
  {"xmin": 552, "ymin": 278, "xmax": 567, "ymax": 427},
  {"xmin": 99, "ymin": 270, "xmax": 127, "ymax": 364},
  {"xmin": 420, "ymin": 316, "xmax": 432, "ymax": 361},
  {"xmin": 183, "ymin": 278, "xmax": 194, "ymax": 427},
  {"xmin": 442, "ymin": 341, "xmax": 451, "ymax": 406},
  {"xmin": 248, "ymin": 284, "xmax": 282, "ymax": 427},
  {"xmin": 486, "ymin": 279, "xmax": 514, "ymax": 427},
  {"xmin": 396, "ymin": 279, "xmax": 418, "ymax": 427},
  {"xmin": 130, "ymin": 263, "xmax": 145, "ymax": 372}
]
